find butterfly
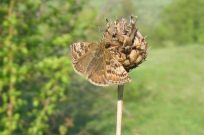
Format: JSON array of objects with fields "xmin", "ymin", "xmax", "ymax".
[{"xmin": 70, "ymin": 42, "xmax": 130, "ymax": 86}]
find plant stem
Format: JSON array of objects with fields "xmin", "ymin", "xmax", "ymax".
[{"xmin": 116, "ymin": 85, "xmax": 124, "ymax": 135}]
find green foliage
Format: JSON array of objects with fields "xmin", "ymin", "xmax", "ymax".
[{"xmin": 0, "ymin": 0, "xmax": 96, "ymax": 134}]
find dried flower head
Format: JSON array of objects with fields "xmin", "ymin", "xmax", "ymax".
[{"xmin": 103, "ymin": 16, "xmax": 148, "ymax": 72}]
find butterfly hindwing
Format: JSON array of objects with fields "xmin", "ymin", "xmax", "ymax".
[{"xmin": 104, "ymin": 50, "xmax": 130, "ymax": 84}]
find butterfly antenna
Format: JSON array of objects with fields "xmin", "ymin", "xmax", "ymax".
[
  {"xmin": 130, "ymin": 15, "xmax": 138, "ymax": 25},
  {"xmin": 106, "ymin": 18, "xmax": 109, "ymax": 23},
  {"xmin": 106, "ymin": 18, "xmax": 110, "ymax": 28}
]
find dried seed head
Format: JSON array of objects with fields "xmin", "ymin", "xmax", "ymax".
[{"xmin": 103, "ymin": 17, "xmax": 148, "ymax": 72}]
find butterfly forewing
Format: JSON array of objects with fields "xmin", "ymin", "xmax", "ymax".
[
  {"xmin": 86, "ymin": 48, "xmax": 109, "ymax": 86},
  {"xmin": 70, "ymin": 42, "xmax": 97, "ymax": 75}
]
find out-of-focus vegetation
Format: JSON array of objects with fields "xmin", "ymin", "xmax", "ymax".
[
  {"xmin": 0, "ymin": 0, "xmax": 203, "ymax": 135},
  {"xmin": 153, "ymin": 0, "xmax": 204, "ymax": 46}
]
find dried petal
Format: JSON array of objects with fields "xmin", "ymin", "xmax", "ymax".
[{"xmin": 129, "ymin": 50, "xmax": 138, "ymax": 63}]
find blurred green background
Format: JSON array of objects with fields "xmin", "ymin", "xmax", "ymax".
[{"xmin": 0, "ymin": 0, "xmax": 204, "ymax": 135}]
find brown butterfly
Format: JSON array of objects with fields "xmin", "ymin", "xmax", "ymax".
[{"xmin": 70, "ymin": 42, "xmax": 130, "ymax": 86}]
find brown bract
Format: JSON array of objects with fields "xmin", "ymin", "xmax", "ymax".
[{"xmin": 103, "ymin": 16, "xmax": 148, "ymax": 72}]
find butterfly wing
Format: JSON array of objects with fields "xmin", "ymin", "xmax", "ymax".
[
  {"xmin": 85, "ymin": 46, "xmax": 109, "ymax": 86},
  {"xmin": 86, "ymin": 56, "xmax": 109, "ymax": 86},
  {"xmin": 70, "ymin": 42, "xmax": 98, "ymax": 75},
  {"xmin": 85, "ymin": 44, "xmax": 130, "ymax": 86},
  {"xmin": 104, "ymin": 50, "xmax": 130, "ymax": 85}
]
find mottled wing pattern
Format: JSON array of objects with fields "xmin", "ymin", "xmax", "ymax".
[
  {"xmin": 70, "ymin": 42, "xmax": 97, "ymax": 75},
  {"xmin": 104, "ymin": 50, "xmax": 131, "ymax": 85}
]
